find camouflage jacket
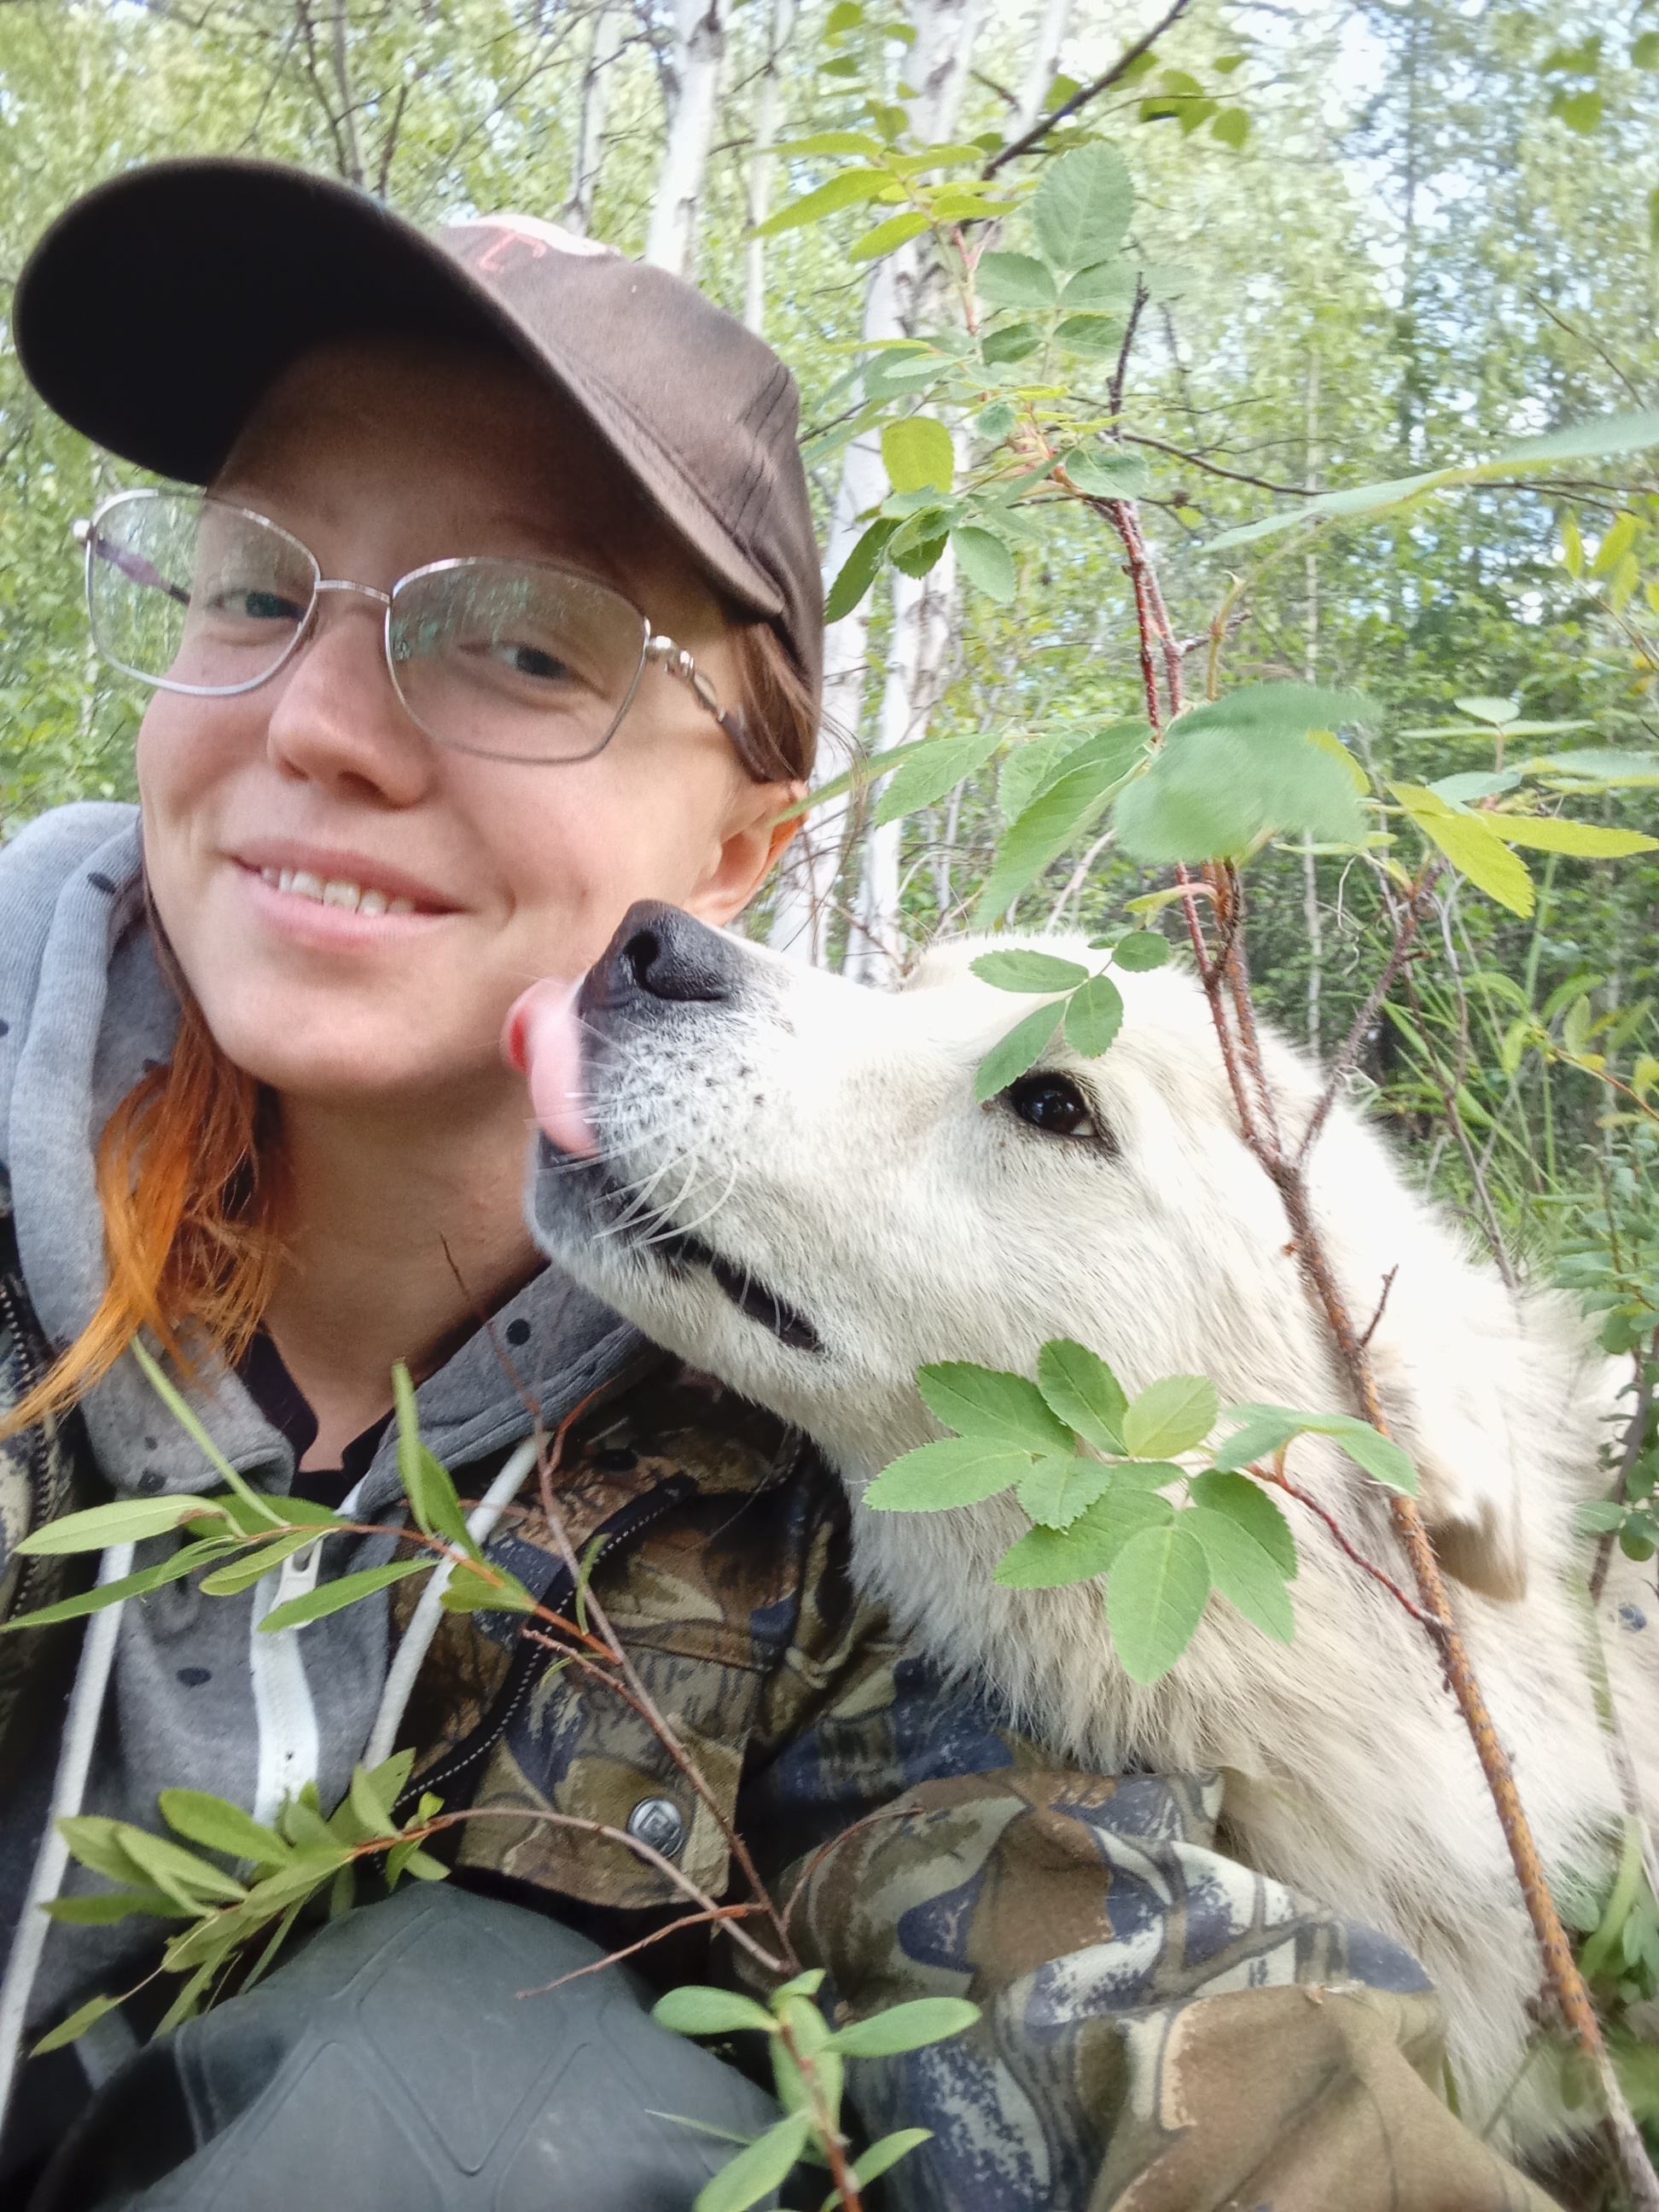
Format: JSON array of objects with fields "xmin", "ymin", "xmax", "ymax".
[{"xmin": 394, "ymin": 1354, "xmax": 1559, "ymax": 2212}]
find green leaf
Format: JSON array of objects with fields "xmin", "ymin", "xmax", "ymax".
[
  {"xmin": 890, "ymin": 527, "xmax": 951, "ymax": 579},
  {"xmin": 259, "ymin": 1558, "xmax": 431, "ymax": 1634},
  {"xmin": 995, "ymin": 1484, "xmax": 1173, "ymax": 1586},
  {"xmin": 871, "ymin": 724, "xmax": 1003, "ymax": 828},
  {"xmin": 976, "ymin": 399, "xmax": 1016, "ymax": 441},
  {"xmin": 975, "ymin": 252, "xmax": 1057, "ymax": 308},
  {"xmin": 822, "ymin": 2128, "xmax": 934, "ymax": 2207},
  {"xmin": 1592, "ymin": 515, "xmax": 1639, "ymax": 578},
  {"xmin": 1391, "ymin": 785, "xmax": 1535, "ymax": 917},
  {"xmin": 438, "ymin": 1562, "xmax": 538, "ymax": 1613},
  {"xmin": 653, "ymin": 1985, "xmax": 778, "ymax": 2038},
  {"xmin": 1185, "ymin": 1507, "xmax": 1295, "ymax": 1641},
  {"xmin": 1527, "ymin": 750, "xmax": 1659, "ymax": 788},
  {"xmin": 694, "ymin": 2110, "xmax": 813, "ymax": 2212},
  {"xmin": 882, "ymin": 416, "xmax": 954, "ymax": 495},
  {"xmin": 1065, "ymin": 447, "xmax": 1151, "ymax": 498},
  {"xmin": 1064, "ymin": 971, "xmax": 1124, "ymax": 1057},
  {"xmin": 1036, "ymin": 1339, "xmax": 1128, "ymax": 1452},
  {"xmin": 1062, "ymin": 259, "xmax": 1137, "ymax": 311},
  {"xmin": 773, "ymin": 129, "xmax": 882, "ymax": 156},
  {"xmin": 1121, "ymin": 1376, "xmax": 1219, "ymax": 1459},
  {"xmin": 981, "ymin": 321, "xmax": 1043, "ymax": 365},
  {"xmin": 1, "ymin": 1540, "xmax": 240, "ymax": 1633},
  {"xmin": 828, "ymin": 1997, "xmax": 980, "ymax": 2057},
  {"xmin": 46, "ymin": 1887, "xmax": 189, "ymax": 1924},
  {"xmin": 1018, "ymin": 1452, "xmax": 1115, "ymax": 1528},
  {"xmin": 393, "ymin": 1363, "xmax": 476, "ymax": 1555},
  {"xmin": 198, "ymin": 1528, "xmax": 322, "ymax": 1597},
  {"xmin": 973, "ymin": 1004, "xmax": 1062, "ymax": 1103},
  {"xmin": 1105, "ymin": 1522, "xmax": 1211, "ymax": 1683},
  {"xmin": 952, "ymin": 525, "xmax": 1017, "ymax": 602},
  {"xmin": 977, "ymin": 722, "xmax": 1150, "ymax": 919},
  {"xmin": 754, "ymin": 167, "xmax": 894, "ymax": 239},
  {"xmin": 1031, "ymin": 141, "xmax": 1133, "ymax": 272},
  {"xmin": 15, "ymin": 1493, "xmax": 220, "ymax": 1556},
  {"xmin": 1210, "ymin": 1405, "xmax": 1307, "ymax": 1472},
  {"xmin": 32, "ymin": 1993, "xmax": 127, "ymax": 2058},
  {"xmin": 1326, "ymin": 1420, "xmax": 1418, "ymax": 1496},
  {"xmin": 114, "ymin": 1825, "xmax": 248, "ymax": 1907},
  {"xmin": 1493, "ymin": 817, "xmax": 1658, "ymax": 859},
  {"xmin": 1111, "ymin": 930, "xmax": 1170, "ymax": 971},
  {"xmin": 159, "ymin": 1791, "xmax": 293, "ymax": 1868},
  {"xmin": 970, "ymin": 949, "xmax": 1090, "ymax": 993},
  {"xmin": 824, "ymin": 517, "xmax": 899, "ymax": 621},
  {"xmin": 1116, "ymin": 703, "xmax": 1368, "ymax": 864},
  {"xmin": 849, "ymin": 209, "xmax": 931, "ymax": 262},
  {"xmin": 1635, "ymin": 31, "xmax": 1659, "ymax": 67},
  {"xmin": 917, "ymin": 1364, "xmax": 1076, "ymax": 1451},
  {"xmin": 129, "ymin": 1338, "xmax": 287, "ymax": 1528},
  {"xmin": 864, "ymin": 1437, "xmax": 1035, "ymax": 1512},
  {"xmin": 1211, "ymin": 107, "xmax": 1249, "ymax": 149},
  {"xmin": 1187, "ymin": 1470, "xmax": 1299, "ymax": 1575}
]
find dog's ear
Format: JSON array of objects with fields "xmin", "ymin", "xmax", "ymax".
[{"xmin": 1366, "ymin": 1335, "xmax": 1528, "ymax": 1601}]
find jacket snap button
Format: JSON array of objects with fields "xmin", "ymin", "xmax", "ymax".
[{"xmin": 626, "ymin": 1795, "xmax": 688, "ymax": 1859}]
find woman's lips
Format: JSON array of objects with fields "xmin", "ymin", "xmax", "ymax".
[
  {"xmin": 231, "ymin": 841, "xmax": 457, "ymax": 914},
  {"xmin": 237, "ymin": 861, "xmax": 451, "ymax": 940}
]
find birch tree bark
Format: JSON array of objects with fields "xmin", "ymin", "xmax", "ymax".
[
  {"xmin": 565, "ymin": 3, "xmax": 624, "ymax": 236},
  {"xmin": 743, "ymin": 0, "xmax": 795, "ymax": 335},
  {"xmin": 1012, "ymin": 0, "xmax": 1071, "ymax": 135},
  {"xmin": 769, "ymin": 0, "xmax": 981, "ymax": 968},
  {"xmin": 1303, "ymin": 346, "xmax": 1324, "ymax": 1052},
  {"xmin": 644, "ymin": 0, "xmax": 731, "ymax": 279}
]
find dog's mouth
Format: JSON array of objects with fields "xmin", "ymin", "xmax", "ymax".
[{"xmin": 588, "ymin": 1170, "xmax": 823, "ymax": 1356}]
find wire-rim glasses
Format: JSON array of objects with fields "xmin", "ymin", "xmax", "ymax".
[{"xmin": 74, "ymin": 487, "xmax": 754, "ymax": 770}]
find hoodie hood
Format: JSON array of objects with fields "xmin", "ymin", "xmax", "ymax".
[{"xmin": 0, "ymin": 803, "xmax": 643, "ymax": 2031}]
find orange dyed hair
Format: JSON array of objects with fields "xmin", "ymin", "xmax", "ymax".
[{"xmin": 1, "ymin": 623, "xmax": 817, "ymax": 1439}]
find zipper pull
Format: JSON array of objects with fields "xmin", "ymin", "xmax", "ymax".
[{"xmin": 271, "ymin": 1540, "xmax": 323, "ymax": 1615}]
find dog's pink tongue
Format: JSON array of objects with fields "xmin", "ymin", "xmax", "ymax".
[{"xmin": 504, "ymin": 980, "xmax": 599, "ymax": 1159}]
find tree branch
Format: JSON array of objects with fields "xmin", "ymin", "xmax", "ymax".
[{"xmin": 983, "ymin": 0, "xmax": 1194, "ymax": 175}]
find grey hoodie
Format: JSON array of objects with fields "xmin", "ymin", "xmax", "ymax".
[{"xmin": 0, "ymin": 802, "xmax": 640, "ymax": 2029}]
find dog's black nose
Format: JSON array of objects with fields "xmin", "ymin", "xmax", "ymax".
[{"xmin": 587, "ymin": 900, "xmax": 739, "ymax": 1010}]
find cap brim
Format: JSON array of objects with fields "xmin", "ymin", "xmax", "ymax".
[{"xmin": 15, "ymin": 159, "xmax": 783, "ymax": 624}]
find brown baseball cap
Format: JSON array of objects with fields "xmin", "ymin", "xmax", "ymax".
[{"xmin": 15, "ymin": 157, "xmax": 824, "ymax": 710}]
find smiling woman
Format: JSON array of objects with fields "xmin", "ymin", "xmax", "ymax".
[{"xmin": 0, "ymin": 159, "xmax": 1558, "ymax": 2212}]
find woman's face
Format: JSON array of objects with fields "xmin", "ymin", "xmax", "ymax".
[{"xmin": 137, "ymin": 341, "xmax": 798, "ymax": 1111}]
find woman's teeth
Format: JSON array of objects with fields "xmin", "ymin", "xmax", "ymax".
[{"xmin": 259, "ymin": 866, "xmax": 416, "ymax": 917}]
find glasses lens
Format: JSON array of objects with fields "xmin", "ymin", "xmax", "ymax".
[
  {"xmin": 389, "ymin": 562, "xmax": 645, "ymax": 760},
  {"xmin": 88, "ymin": 493, "xmax": 317, "ymax": 693}
]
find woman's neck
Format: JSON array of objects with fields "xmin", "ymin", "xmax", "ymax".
[{"xmin": 261, "ymin": 1077, "xmax": 544, "ymax": 1467}]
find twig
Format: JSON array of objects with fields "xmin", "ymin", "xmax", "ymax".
[
  {"xmin": 1357, "ymin": 1266, "xmax": 1399, "ymax": 1353},
  {"xmin": 1250, "ymin": 1458, "xmax": 1449, "ymax": 1633},
  {"xmin": 983, "ymin": 0, "xmax": 1195, "ymax": 175},
  {"xmin": 521, "ymin": 1903, "xmax": 767, "ymax": 1996},
  {"xmin": 1590, "ymin": 1348, "xmax": 1655, "ymax": 1605},
  {"xmin": 1297, "ymin": 864, "xmax": 1441, "ymax": 1164},
  {"xmin": 1100, "ymin": 470, "xmax": 1659, "ymax": 2212},
  {"xmin": 1109, "ymin": 282, "xmax": 1149, "ymax": 424}
]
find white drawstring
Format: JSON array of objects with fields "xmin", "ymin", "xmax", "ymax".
[
  {"xmin": 363, "ymin": 1438, "xmax": 541, "ymax": 1771},
  {"xmin": 0, "ymin": 1542, "xmax": 136, "ymax": 2135}
]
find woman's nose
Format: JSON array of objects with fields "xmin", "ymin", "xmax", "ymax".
[{"xmin": 263, "ymin": 593, "xmax": 434, "ymax": 805}]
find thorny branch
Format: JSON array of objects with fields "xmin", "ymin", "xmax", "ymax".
[
  {"xmin": 1590, "ymin": 1349, "xmax": 1656, "ymax": 1606},
  {"xmin": 1092, "ymin": 415, "xmax": 1659, "ymax": 2204},
  {"xmin": 983, "ymin": 0, "xmax": 1196, "ymax": 176}
]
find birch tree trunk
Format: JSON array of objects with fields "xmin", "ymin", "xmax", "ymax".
[
  {"xmin": 644, "ymin": 0, "xmax": 730, "ymax": 279},
  {"xmin": 1303, "ymin": 346, "xmax": 1324, "ymax": 1052},
  {"xmin": 744, "ymin": 0, "xmax": 795, "ymax": 335},
  {"xmin": 566, "ymin": 3, "xmax": 624, "ymax": 236},
  {"xmin": 770, "ymin": 0, "xmax": 981, "ymax": 968},
  {"xmin": 1012, "ymin": 0, "xmax": 1071, "ymax": 134}
]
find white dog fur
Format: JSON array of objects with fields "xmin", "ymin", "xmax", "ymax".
[{"xmin": 528, "ymin": 923, "xmax": 1658, "ymax": 2149}]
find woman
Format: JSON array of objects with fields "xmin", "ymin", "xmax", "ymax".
[{"xmin": 0, "ymin": 160, "xmax": 1557, "ymax": 2212}]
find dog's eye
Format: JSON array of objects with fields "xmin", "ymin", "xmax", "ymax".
[{"xmin": 1004, "ymin": 1073, "xmax": 1097, "ymax": 1139}]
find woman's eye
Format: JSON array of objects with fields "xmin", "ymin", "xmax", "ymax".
[
  {"xmin": 493, "ymin": 640, "xmax": 573, "ymax": 683},
  {"xmin": 212, "ymin": 589, "xmax": 304, "ymax": 622},
  {"xmin": 1004, "ymin": 1073, "xmax": 1098, "ymax": 1140}
]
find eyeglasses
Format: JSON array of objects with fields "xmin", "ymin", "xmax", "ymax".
[{"xmin": 73, "ymin": 488, "xmax": 763, "ymax": 771}]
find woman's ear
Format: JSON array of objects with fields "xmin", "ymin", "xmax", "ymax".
[{"xmin": 684, "ymin": 780, "xmax": 808, "ymax": 928}]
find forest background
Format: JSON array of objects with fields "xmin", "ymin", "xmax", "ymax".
[{"xmin": 2, "ymin": 0, "xmax": 1658, "ymax": 1302}]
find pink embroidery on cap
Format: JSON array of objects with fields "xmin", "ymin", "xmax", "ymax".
[{"xmin": 449, "ymin": 214, "xmax": 618, "ymax": 275}]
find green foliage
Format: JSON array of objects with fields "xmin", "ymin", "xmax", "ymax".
[{"xmin": 652, "ymin": 1970, "xmax": 975, "ymax": 2211}]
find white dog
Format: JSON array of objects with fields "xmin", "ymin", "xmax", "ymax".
[{"xmin": 518, "ymin": 899, "xmax": 1657, "ymax": 2147}]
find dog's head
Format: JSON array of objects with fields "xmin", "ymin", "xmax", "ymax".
[{"xmin": 520, "ymin": 901, "xmax": 1545, "ymax": 1595}]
